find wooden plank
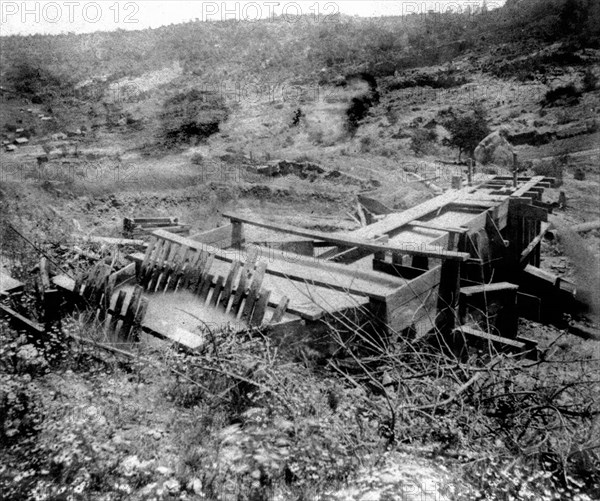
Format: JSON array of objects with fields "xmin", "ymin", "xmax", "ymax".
[
  {"xmin": 154, "ymin": 230, "xmax": 406, "ymax": 295},
  {"xmin": 385, "ymin": 266, "xmax": 442, "ymax": 333},
  {"xmin": 175, "ymin": 246, "xmax": 194, "ymax": 291},
  {"xmin": 157, "ymin": 262, "xmax": 176, "ymax": 293},
  {"xmin": 355, "ymin": 186, "xmax": 476, "ymax": 238},
  {"xmin": 446, "ymin": 201, "xmax": 497, "ymax": 210},
  {"xmin": 108, "ymin": 290, "xmax": 127, "ymax": 336},
  {"xmin": 241, "ymin": 261, "xmax": 267, "ymax": 320},
  {"xmin": 435, "ymin": 260, "xmax": 460, "ymax": 334},
  {"xmin": 121, "ymin": 286, "xmax": 143, "ymax": 339},
  {"xmin": 109, "ymin": 263, "xmax": 136, "ymax": 287},
  {"xmin": 520, "ymin": 222, "xmax": 550, "ymax": 264},
  {"xmin": 231, "ymin": 258, "xmax": 255, "ymax": 313},
  {"xmin": 0, "ymin": 304, "xmax": 45, "ymax": 334},
  {"xmin": 143, "ymin": 239, "xmax": 165, "ymax": 288},
  {"xmin": 511, "ymin": 176, "xmax": 546, "ymax": 197},
  {"xmin": 317, "ymin": 245, "xmax": 352, "ymax": 260},
  {"xmin": 389, "ymin": 283, "xmax": 440, "ymax": 335},
  {"xmin": 100, "ymin": 273, "xmax": 116, "ymax": 322},
  {"xmin": 39, "ymin": 258, "xmax": 51, "ymax": 290},
  {"xmin": 409, "ymin": 221, "xmax": 468, "ymax": 234},
  {"xmin": 199, "ymin": 274, "xmax": 214, "ymax": 302},
  {"xmin": 386, "ymin": 266, "xmax": 442, "ymax": 311},
  {"xmin": 183, "ymin": 250, "xmax": 206, "ymax": 291},
  {"xmin": 127, "ymin": 216, "xmax": 179, "ymax": 225},
  {"xmin": 210, "ymin": 275, "xmax": 225, "ymax": 307},
  {"xmin": 154, "ymin": 242, "xmax": 178, "ymax": 292},
  {"xmin": 250, "ymin": 289, "xmax": 271, "ymax": 326},
  {"xmin": 324, "ymin": 235, "xmax": 388, "ymax": 264},
  {"xmin": 453, "ymin": 325, "xmax": 526, "ymax": 351},
  {"xmin": 191, "ymin": 224, "xmax": 233, "ymax": 248},
  {"xmin": 77, "ymin": 236, "xmax": 147, "ymax": 247},
  {"xmin": 196, "ymin": 254, "xmax": 215, "ymax": 295},
  {"xmin": 167, "ymin": 243, "xmax": 184, "ymax": 284},
  {"xmin": 133, "ymin": 297, "xmax": 149, "ymax": 336},
  {"xmin": 221, "ymin": 260, "xmax": 242, "ymax": 309},
  {"xmin": 222, "ymin": 213, "xmax": 470, "ymax": 261},
  {"xmin": 271, "ymin": 296, "xmax": 290, "ymax": 323},
  {"xmin": 131, "ymin": 224, "xmax": 190, "ymax": 235},
  {"xmin": 0, "ymin": 271, "xmax": 24, "ymax": 294},
  {"xmin": 186, "ymin": 250, "xmax": 206, "ymax": 293},
  {"xmin": 87, "ymin": 265, "xmax": 109, "ymax": 305},
  {"xmin": 140, "ymin": 237, "xmax": 157, "ymax": 274},
  {"xmin": 230, "ymin": 247, "xmax": 259, "ymax": 308},
  {"xmin": 461, "ymin": 282, "xmax": 519, "ymax": 297},
  {"xmin": 373, "ymin": 260, "xmax": 427, "ymax": 280},
  {"xmin": 254, "ymin": 246, "xmax": 407, "ymax": 300}
]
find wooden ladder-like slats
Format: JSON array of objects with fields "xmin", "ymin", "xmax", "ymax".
[{"xmin": 136, "ymin": 236, "xmax": 291, "ymax": 328}]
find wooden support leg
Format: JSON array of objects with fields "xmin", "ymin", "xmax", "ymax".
[
  {"xmin": 232, "ymin": 221, "xmax": 245, "ymax": 249},
  {"xmin": 436, "ymin": 260, "xmax": 460, "ymax": 335}
]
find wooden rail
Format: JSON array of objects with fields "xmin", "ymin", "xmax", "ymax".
[{"xmin": 222, "ymin": 213, "xmax": 470, "ymax": 261}]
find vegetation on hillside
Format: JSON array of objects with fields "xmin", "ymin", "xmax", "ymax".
[
  {"xmin": 160, "ymin": 89, "xmax": 229, "ymax": 146},
  {"xmin": 442, "ymin": 106, "xmax": 491, "ymax": 161},
  {"xmin": 1, "ymin": 0, "xmax": 598, "ymax": 95}
]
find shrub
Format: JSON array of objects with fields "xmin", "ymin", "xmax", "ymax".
[
  {"xmin": 582, "ymin": 69, "xmax": 598, "ymax": 92},
  {"xmin": 542, "ymin": 84, "xmax": 582, "ymax": 107},
  {"xmin": 359, "ymin": 136, "xmax": 373, "ymax": 153},
  {"xmin": 191, "ymin": 153, "xmax": 204, "ymax": 165},
  {"xmin": 532, "ymin": 158, "xmax": 565, "ymax": 186},
  {"xmin": 410, "ymin": 128, "xmax": 437, "ymax": 155},
  {"xmin": 160, "ymin": 89, "xmax": 228, "ymax": 147}
]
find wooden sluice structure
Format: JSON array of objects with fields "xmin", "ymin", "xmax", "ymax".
[{"xmin": 40, "ymin": 174, "xmax": 568, "ymax": 355}]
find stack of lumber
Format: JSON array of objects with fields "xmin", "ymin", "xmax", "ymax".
[{"xmin": 123, "ymin": 216, "xmax": 190, "ymax": 237}]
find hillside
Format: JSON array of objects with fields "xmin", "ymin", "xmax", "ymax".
[{"xmin": 1, "ymin": 0, "xmax": 600, "ymax": 499}]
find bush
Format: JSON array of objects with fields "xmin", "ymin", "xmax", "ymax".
[
  {"xmin": 543, "ymin": 84, "xmax": 582, "ymax": 107},
  {"xmin": 582, "ymin": 69, "xmax": 598, "ymax": 92},
  {"xmin": 161, "ymin": 89, "xmax": 228, "ymax": 147},
  {"xmin": 532, "ymin": 158, "xmax": 565, "ymax": 186},
  {"xmin": 410, "ymin": 128, "xmax": 437, "ymax": 155},
  {"xmin": 191, "ymin": 153, "xmax": 204, "ymax": 165}
]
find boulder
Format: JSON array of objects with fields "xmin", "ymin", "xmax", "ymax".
[{"xmin": 474, "ymin": 129, "xmax": 514, "ymax": 167}]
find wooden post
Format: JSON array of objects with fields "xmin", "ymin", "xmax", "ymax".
[
  {"xmin": 232, "ymin": 221, "xmax": 245, "ymax": 249},
  {"xmin": 436, "ymin": 260, "xmax": 460, "ymax": 335},
  {"xmin": 373, "ymin": 235, "xmax": 388, "ymax": 261},
  {"xmin": 512, "ymin": 152, "xmax": 518, "ymax": 188},
  {"xmin": 467, "ymin": 159, "xmax": 473, "ymax": 186}
]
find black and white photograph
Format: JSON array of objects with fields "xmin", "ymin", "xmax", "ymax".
[{"xmin": 1, "ymin": 1, "xmax": 599, "ymax": 499}]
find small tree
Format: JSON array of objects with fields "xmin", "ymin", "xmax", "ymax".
[{"xmin": 443, "ymin": 106, "xmax": 490, "ymax": 161}]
